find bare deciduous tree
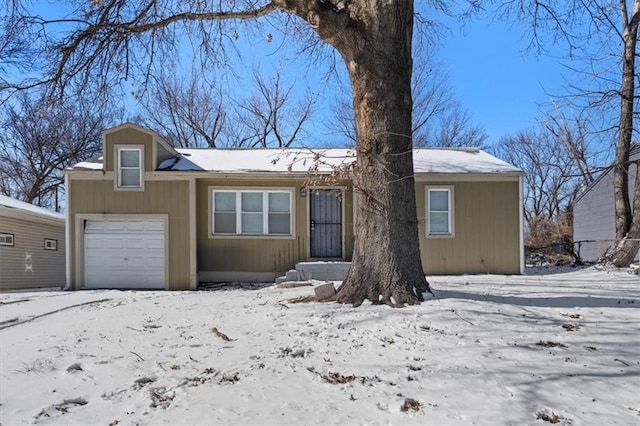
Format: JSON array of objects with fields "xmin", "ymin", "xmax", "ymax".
[
  {"xmin": 234, "ymin": 70, "xmax": 316, "ymax": 147},
  {"xmin": 136, "ymin": 68, "xmax": 315, "ymax": 148},
  {"xmin": 495, "ymin": 112, "xmax": 598, "ymax": 255},
  {"xmin": 496, "ymin": 128, "xmax": 576, "ymax": 223},
  {"xmin": 136, "ymin": 71, "xmax": 228, "ymax": 148},
  {"xmin": 1, "ymin": 1, "xmax": 436, "ymax": 306},
  {"xmin": 422, "ymin": 103, "xmax": 487, "ymax": 148},
  {"xmin": 498, "ymin": 0, "xmax": 640, "ymax": 265},
  {"xmin": 0, "ymin": 91, "xmax": 116, "ymax": 211},
  {"xmin": 330, "ymin": 45, "xmax": 486, "ymax": 149},
  {"xmin": 540, "ymin": 102, "xmax": 597, "ymax": 186}
]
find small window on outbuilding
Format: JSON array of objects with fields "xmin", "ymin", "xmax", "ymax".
[
  {"xmin": 44, "ymin": 239, "xmax": 57, "ymax": 251},
  {"xmin": 0, "ymin": 233, "xmax": 14, "ymax": 246}
]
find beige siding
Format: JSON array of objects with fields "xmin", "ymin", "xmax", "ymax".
[
  {"xmin": 196, "ymin": 179, "xmax": 354, "ymax": 280},
  {"xmin": 69, "ymin": 179, "xmax": 191, "ymax": 290},
  {"xmin": 417, "ymin": 181, "xmax": 521, "ymax": 274},
  {"xmin": 0, "ymin": 216, "xmax": 65, "ymax": 290},
  {"xmin": 156, "ymin": 142, "xmax": 175, "ymax": 165},
  {"xmin": 104, "ymin": 128, "xmax": 154, "ymax": 172}
]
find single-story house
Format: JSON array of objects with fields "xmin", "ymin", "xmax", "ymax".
[
  {"xmin": 573, "ymin": 143, "xmax": 639, "ymax": 262},
  {"xmin": 63, "ymin": 123, "xmax": 524, "ymax": 290},
  {"xmin": 0, "ymin": 195, "xmax": 65, "ymax": 290}
]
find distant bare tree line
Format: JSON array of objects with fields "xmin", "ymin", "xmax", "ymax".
[{"xmin": 0, "ymin": 91, "xmax": 119, "ymax": 210}]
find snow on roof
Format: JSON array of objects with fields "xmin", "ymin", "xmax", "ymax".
[
  {"xmin": 68, "ymin": 156, "xmax": 104, "ymax": 171},
  {"xmin": 69, "ymin": 147, "xmax": 522, "ymax": 175},
  {"xmin": 0, "ymin": 195, "xmax": 64, "ymax": 220},
  {"xmin": 413, "ymin": 148, "xmax": 521, "ymax": 174},
  {"xmin": 160, "ymin": 147, "xmax": 522, "ymax": 174},
  {"xmin": 168, "ymin": 148, "xmax": 357, "ymax": 173}
]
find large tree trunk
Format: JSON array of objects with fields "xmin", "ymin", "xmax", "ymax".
[
  {"xmin": 611, "ymin": 165, "xmax": 640, "ymax": 266},
  {"xmin": 300, "ymin": 1, "xmax": 430, "ymax": 306},
  {"xmin": 337, "ymin": 4, "xmax": 430, "ymax": 306},
  {"xmin": 609, "ymin": 2, "xmax": 639, "ymax": 266},
  {"xmin": 612, "ymin": 24, "xmax": 635, "ymax": 240}
]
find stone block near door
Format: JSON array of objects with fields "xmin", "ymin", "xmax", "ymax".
[{"xmin": 314, "ymin": 282, "xmax": 336, "ymax": 300}]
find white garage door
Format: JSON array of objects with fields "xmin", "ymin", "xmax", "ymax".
[{"xmin": 84, "ymin": 219, "xmax": 165, "ymax": 289}]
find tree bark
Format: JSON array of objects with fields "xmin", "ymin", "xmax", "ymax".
[
  {"xmin": 611, "ymin": 164, "xmax": 640, "ymax": 266},
  {"xmin": 613, "ymin": 23, "xmax": 635, "ymax": 240},
  {"xmin": 290, "ymin": 1, "xmax": 431, "ymax": 306},
  {"xmin": 610, "ymin": 0, "xmax": 640, "ymax": 266}
]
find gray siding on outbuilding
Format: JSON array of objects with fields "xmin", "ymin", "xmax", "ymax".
[
  {"xmin": 573, "ymin": 155, "xmax": 638, "ymax": 262},
  {"xmin": 0, "ymin": 215, "xmax": 65, "ymax": 290}
]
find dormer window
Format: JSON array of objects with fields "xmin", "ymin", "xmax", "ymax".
[{"xmin": 117, "ymin": 148, "xmax": 142, "ymax": 188}]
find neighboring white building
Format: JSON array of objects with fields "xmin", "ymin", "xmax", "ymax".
[
  {"xmin": 0, "ymin": 195, "xmax": 65, "ymax": 290},
  {"xmin": 573, "ymin": 144, "xmax": 639, "ymax": 262}
]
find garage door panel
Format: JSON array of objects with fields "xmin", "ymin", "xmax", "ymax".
[
  {"xmin": 146, "ymin": 238, "xmax": 164, "ymax": 250},
  {"xmin": 106, "ymin": 237, "xmax": 127, "ymax": 250},
  {"xmin": 85, "ymin": 238, "xmax": 104, "ymax": 250},
  {"xmin": 125, "ymin": 238, "xmax": 145, "ymax": 250},
  {"xmin": 146, "ymin": 257, "xmax": 164, "ymax": 268},
  {"xmin": 145, "ymin": 221, "xmax": 165, "ymax": 231},
  {"xmin": 84, "ymin": 219, "xmax": 166, "ymax": 289},
  {"xmin": 86, "ymin": 270, "xmax": 162, "ymax": 289},
  {"xmin": 126, "ymin": 222, "xmax": 147, "ymax": 231}
]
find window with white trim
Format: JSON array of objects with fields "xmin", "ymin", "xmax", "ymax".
[
  {"xmin": 117, "ymin": 148, "xmax": 142, "ymax": 188},
  {"xmin": 44, "ymin": 239, "xmax": 57, "ymax": 250},
  {"xmin": 0, "ymin": 233, "xmax": 14, "ymax": 246},
  {"xmin": 212, "ymin": 190, "xmax": 292, "ymax": 236},
  {"xmin": 427, "ymin": 187, "xmax": 454, "ymax": 236}
]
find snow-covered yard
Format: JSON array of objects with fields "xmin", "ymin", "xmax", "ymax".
[{"xmin": 1, "ymin": 267, "xmax": 638, "ymax": 425}]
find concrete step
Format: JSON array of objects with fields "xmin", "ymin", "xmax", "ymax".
[
  {"xmin": 294, "ymin": 261, "xmax": 351, "ymax": 281},
  {"xmin": 275, "ymin": 261, "xmax": 351, "ymax": 284}
]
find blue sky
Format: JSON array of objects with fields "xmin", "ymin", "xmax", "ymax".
[
  {"xmin": 221, "ymin": 12, "xmax": 574, "ymax": 148},
  {"xmin": 438, "ymin": 18, "xmax": 568, "ymax": 145},
  {"xmin": 31, "ymin": 2, "xmax": 578, "ymax": 148},
  {"xmin": 208, "ymin": 19, "xmax": 572, "ymax": 148}
]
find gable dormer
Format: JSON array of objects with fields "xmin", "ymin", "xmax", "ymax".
[{"xmin": 102, "ymin": 123, "xmax": 177, "ymax": 190}]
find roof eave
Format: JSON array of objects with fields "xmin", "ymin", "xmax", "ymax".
[{"xmin": 0, "ymin": 206, "xmax": 65, "ymax": 225}]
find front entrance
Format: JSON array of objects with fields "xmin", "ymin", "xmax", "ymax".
[{"xmin": 309, "ymin": 189, "xmax": 342, "ymax": 258}]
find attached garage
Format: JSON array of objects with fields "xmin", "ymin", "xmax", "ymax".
[{"xmin": 84, "ymin": 219, "xmax": 166, "ymax": 289}]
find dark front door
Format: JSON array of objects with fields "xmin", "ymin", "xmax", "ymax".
[{"xmin": 310, "ymin": 189, "xmax": 342, "ymax": 258}]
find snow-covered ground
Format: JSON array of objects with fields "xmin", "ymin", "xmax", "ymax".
[{"xmin": 1, "ymin": 266, "xmax": 638, "ymax": 425}]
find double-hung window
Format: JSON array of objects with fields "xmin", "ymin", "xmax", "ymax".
[
  {"xmin": 212, "ymin": 190, "xmax": 292, "ymax": 236},
  {"xmin": 427, "ymin": 186, "xmax": 454, "ymax": 237},
  {"xmin": 117, "ymin": 148, "xmax": 142, "ymax": 188}
]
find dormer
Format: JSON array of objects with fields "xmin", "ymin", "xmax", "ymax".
[{"xmin": 102, "ymin": 123, "xmax": 177, "ymax": 191}]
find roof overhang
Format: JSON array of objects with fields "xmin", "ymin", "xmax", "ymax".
[
  {"xmin": 64, "ymin": 169, "xmax": 523, "ymax": 182},
  {"xmin": 0, "ymin": 205, "xmax": 65, "ymax": 226}
]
